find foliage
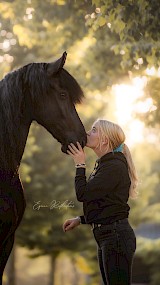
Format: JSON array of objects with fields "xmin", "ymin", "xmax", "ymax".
[
  {"xmin": 137, "ymin": 238, "xmax": 160, "ymax": 285},
  {"xmin": 142, "ymin": 76, "xmax": 160, "ymax": 126},
  {"xmin": 129, "ymin": 143, "xmax": 160, "ymax": 227},
  {"xmin": 129, "ymin": 143, "xmax": 160, "ymax": 285},
  {"xmin": 0, "ymin": 0, "xmax": 129, "ymax": 89},
  {"xmin": 87, "ymin": 0, "xmax": 160, "ymax": 69}
]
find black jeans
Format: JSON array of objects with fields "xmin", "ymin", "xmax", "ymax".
[{"xmin": 93, "ymin": 219, "xmax": 136, "ymax": 285}]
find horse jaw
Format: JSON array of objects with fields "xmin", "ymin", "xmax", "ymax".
[{"xmin": 61, "ymin": 138, "xmax": 86, "ymax": 154}]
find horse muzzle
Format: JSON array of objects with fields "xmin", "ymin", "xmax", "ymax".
[{"xmin": 61, "ymin": 136, "xmax": 87, "ymax": 154}]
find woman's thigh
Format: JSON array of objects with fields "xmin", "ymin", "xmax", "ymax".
[
  {"xmin": 101, "ymin": 241, "xmax": 133, "ymax": 285},
  {"xmin": 97, "ymin": 246, "xmax": 108, "ymax": 285},
  {"xmin": 94, "ymin": 224, "xmax": 136, "ymax": 285}
]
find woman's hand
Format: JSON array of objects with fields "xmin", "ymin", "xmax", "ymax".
[
  {"xmin": 63, "ymin": 217, "xmax": 80, "ymax": 232},
  {"xmin": 67, "ymin": 142, "xmax": 86, "ymax": 165}
]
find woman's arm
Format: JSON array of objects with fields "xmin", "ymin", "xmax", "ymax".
[
  {"xmin": 67, "ymin": 142, "xmax": 120, "ymax": 202},
  {"xmin": 63, "ymin": 217, "xmax": 81, "ymax": 232},
  {"xmin": 75, "ymin": 165, "xmax": 120, "ymax": 202}
]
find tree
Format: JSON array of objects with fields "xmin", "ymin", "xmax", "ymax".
[
  {"xmin": 0, "ymin": 0, "xmax": 128, "ymax": 87},
  {"xmin": 87, "ymin": 0, "xmax": 160, "ymax": 69},
  {"xmin": 142, "ymin": 76, "xmax": 160, "ymax": 126}
]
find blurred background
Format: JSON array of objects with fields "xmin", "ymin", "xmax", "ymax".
[{"xmin": 0, "ymin": 0, "xmax": 160, "ymax": 284}]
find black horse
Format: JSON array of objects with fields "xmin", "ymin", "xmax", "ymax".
[{"xmin": 0, "ymin": 52, "xmax": 86, "ymax": 283}]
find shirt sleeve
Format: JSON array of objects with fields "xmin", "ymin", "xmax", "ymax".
[
  {"xmin": 75, "ymin": 164, "xmax": 120, "ymax": 202},
  {"xmin": 79, "ymin": 215, "xmax": 86, "ymax": 224}
]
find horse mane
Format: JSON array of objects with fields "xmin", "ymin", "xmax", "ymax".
[{"xmin": 0, "ymin": 63, "xmax": 84, "ymax": 172}]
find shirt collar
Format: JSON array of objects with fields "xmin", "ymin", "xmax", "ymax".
[{"xmin": 97, "ymin": 152, "xmax": 127, "ymax": 166}]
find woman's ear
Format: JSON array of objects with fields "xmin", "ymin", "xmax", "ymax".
[
  {"xmin": 102, "ymin": 136, "xmax": 108, "ymax": 144},
  {"xmin": 102, "ymin": 137, "xmax": 109, "ymax": 147}
]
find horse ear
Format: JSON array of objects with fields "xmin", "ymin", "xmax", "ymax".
[{"xmin": 47, "ymin": 51, "xmax": 67, "ymax": 75}]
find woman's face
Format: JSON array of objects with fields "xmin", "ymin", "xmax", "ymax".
[{"xmin": 86, "ymin": 123, "xmax": 100, "ymax": 149}]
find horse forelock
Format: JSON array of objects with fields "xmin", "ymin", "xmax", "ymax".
[
  {"xmin": 60, "ymin": 69, "xmax": 84, "ymax": 104},
  {"xmin": 25, "ymin": 64, "xmax": 84, "ymax": 105}
]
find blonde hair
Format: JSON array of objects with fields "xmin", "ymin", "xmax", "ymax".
[{"xmin": 94, "ymin": 119, "xmax": 138, "ymax": 199}]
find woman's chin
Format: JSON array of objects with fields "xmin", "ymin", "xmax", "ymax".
[{"xmin": 86, "ymin": 143, "xmax": 92, "ymax": 149}]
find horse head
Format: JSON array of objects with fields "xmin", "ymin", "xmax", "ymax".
[
  {"xmin": 0, "ymin": 52, "xmax": 87, "ymax": 172},
  {"xmin": 28, "ymin": 52, "xmax": 87, "ymax": 153}
]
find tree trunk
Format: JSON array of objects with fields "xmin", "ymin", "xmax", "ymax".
[
  {"xmin": 48, "ymin": 255, "xmax": 56, "ymax": 285},
  {"xmin": 5, "ymin": 245, "xmax": 16, "ymax": 285}
]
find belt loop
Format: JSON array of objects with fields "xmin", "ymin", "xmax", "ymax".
[{"xmin": 91, "ymin": 223, "xmax": 102, "ymax": 230}]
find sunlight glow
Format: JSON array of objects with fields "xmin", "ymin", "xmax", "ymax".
[
  {"xmin": 125, "ymin": 120, "xmax": 145, "ymax": 144},
  {"xmin": 112, "ymin": 77, "xmax": 156, "ymax": 146},
  {"xmin": 69, "ymin": 36, "xmax": 96, "ymax": 65},
  {"xmin": 2, "ymin": 40, "xmax": 10, "ymax": 49},
  {"xmin": 113, "ymin": 77, "xmax": 146, "ymax": 125},
  {"xmin": 136, "ymin": 98, "xmax": 157, "ymax": 113},
  {"xmin": 146, "ymin": 67, "xmax": 160, "ymax": 77}
]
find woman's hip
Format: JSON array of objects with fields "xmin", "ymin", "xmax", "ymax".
[{"xmin": 93, "ymin": 218, "xmax": 136, "ymax": 256}]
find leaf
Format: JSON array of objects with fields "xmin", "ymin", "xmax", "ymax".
[
  {"xmin": 92, "ymin": 0, "xmax": 101, "ymax": 6},
  {"xmin": 101, "ymin": 4, "xmax": 107, "ymax": 14},
  {"xmin": 97, "ymin": 16, "xmax": 106, "ymax": 27},
  {"xmin": 117, "ymin": 19, "xmax": 126, "ymax": 32},
  {"xmin": 0, "ymin": 3, "xmax": 14, "ymax": 19}
]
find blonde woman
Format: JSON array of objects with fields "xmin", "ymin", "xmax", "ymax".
[{"xmin": 63, "ymin": 119, "xmax": 138, "ymax": 285}]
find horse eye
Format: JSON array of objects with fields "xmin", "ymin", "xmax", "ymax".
[{"xmin": 60, "ymin": 92, "xmax": 67, "ymax": 99}]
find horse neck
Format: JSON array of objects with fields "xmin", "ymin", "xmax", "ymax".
[
  {"xmin": 17, "ymin": 120, "xmax": 31, "ymax": 166},
  {"xmin": 17, "ymin": 90, "xmax": 35, "ymax": 166}
]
